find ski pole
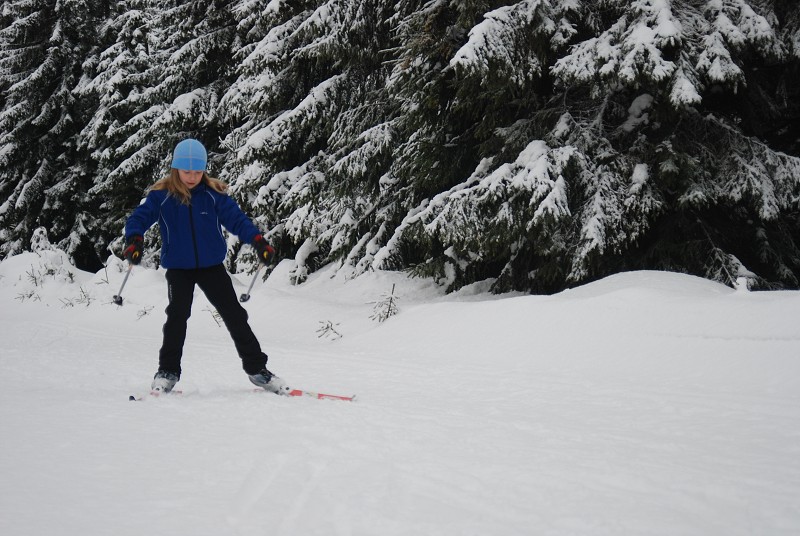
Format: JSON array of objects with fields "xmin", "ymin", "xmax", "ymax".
[
  {"xmin": 113, "ymin": 263, "xmax": 133, "ymax": 306},
  {"xmin": 239, "ymin": 264, "xmax": 264, "ymax": 302}
]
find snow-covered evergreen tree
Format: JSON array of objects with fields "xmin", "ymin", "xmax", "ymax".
[
  {"xmin": 545, "ymin": 0, "xmax": 800, "ymax": 289},
  {"xmin": 219, "ymin": 0, "xmax": 399, "ymax": 278},
  {"xmin": 74, "ymin": 0, "xmax": 238, "ymax": 264},
  {"xmin": 356, "ymin": 0, "xmax": 576, "ymax": 289},
  {"xmin": 71, "ymin": 0, "xmax": 156, "ymax": 264},
  {"xmin": 0, "ymin": 0, "xmax": 797, "ymax": 292},
  {"xmin": 0, "ymin": 0, "xmax": 107, "ymax": 267},
  {"xmin": 364, "ymin": 0, "xmax": 798, "ymax": 291}
]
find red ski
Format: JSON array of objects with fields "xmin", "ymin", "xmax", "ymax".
[{"xmin": 287, "ymin": 389, "xmax": 356, "ymax": 402}]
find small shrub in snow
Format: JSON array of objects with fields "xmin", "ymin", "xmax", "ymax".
[
  {"xmin": 26, "ymin": 267, "xmax": 43, "ymax": 288},
  {"xmin": 75, "ymin": 287, "xmax": 94, "ymax": 307},
  {"xmin": 370, "ymin": 284, "xmax": 399, "ymax": 323},
  {"xmin": 204, "ymin": 307, "xmax": 223, "ymax": 327},
  {"xmin": 16, "ymin": 290, "xmax": 41, "ymax": 303},
  {"xmin": 317, "ymin": 320, "xmax": 343, "ymax": 340}
]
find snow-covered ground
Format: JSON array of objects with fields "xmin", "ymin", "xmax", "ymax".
[{"xmin": 1, "ymin": 249, "xmax": 799, "ymax": 536}]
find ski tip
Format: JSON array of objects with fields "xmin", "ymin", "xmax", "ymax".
[{"xmin": 287, "ymin": 389, "xmax": 356, "ymax": 401}]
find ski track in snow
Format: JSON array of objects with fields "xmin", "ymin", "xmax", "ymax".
[{"xmin": 1, "ymin": 255, "xmax": 799, "ymax": 535}]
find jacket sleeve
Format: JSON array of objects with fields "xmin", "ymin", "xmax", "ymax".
[
  {"xmin": 125, "ymin": 192, "xmax": 160, "ymax": 239},
  {"xmin": 216, "ymin": 193, "xmax": 262, "ymax": 244}
]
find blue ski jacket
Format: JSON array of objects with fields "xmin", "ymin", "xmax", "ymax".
[{"xmin": 125, "ymin": 183, "xmax": 261, "ymax": 269}]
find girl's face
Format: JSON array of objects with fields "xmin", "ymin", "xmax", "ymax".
[{"xmin": 178, "ymin": 169, "xmax": 204, "ymax": 189}]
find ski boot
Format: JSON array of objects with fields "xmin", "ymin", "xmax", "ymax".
[
  {"xmin": 151, "ymin": 370, "xmax": 180, "ymax": 394},
  {"xmin": 248, "ymin": 368, "xmax": 291, "ymax": 395}
]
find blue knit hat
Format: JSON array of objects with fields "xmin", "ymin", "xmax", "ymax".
[{"xmin": 171, "ymin": 139, "xmax": 207, "ymax": 171}]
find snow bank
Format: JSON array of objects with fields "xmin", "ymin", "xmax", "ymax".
[{"xmin": 1, "ymin": 251, "xmax": 799, "ymax": 535}]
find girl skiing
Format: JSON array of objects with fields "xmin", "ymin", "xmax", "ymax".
[{"xmin": 124, "ymin": 138, "xmax": 289, "ymax": 395}]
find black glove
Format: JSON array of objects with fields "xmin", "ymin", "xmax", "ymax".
[
  {"xmin": 124, "ymin": 235, "xmax": 143, "ymax": 265},
  {"xmin": 252, "ymin": 234, "xmax": 275, "ymax": 265}
]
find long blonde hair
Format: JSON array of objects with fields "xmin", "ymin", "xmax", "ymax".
[{"xmin": 149, "ymin": 169, "xmax": 228, "ymax": 205}]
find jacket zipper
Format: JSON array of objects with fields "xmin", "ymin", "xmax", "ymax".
[{"xmin": 188, "ymin": 203, "xmax": 200, "ymax": 269}]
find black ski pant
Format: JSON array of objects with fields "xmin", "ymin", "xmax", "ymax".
[{"xmin": 158, "ymin": 264, "xmax": 267, "ymax": 376}]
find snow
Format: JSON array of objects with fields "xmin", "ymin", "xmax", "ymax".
[
  {"xmin": 243, "ymin": 74, "xmax": 344, "ymax": 154},
  {"xmin": 669, "ymin": 66, "xmax": 702, "ymax": 107},
  {"xmin": 630, "ymin": 163, "xmax": 649, "ymax": 192},
  {"xmin": 621, "ymin": 93, "xmax": 653, "ymax": 132},
  {"xmin": 697, "ymin": 32, "xmax": 743, "ymax": 85},
  {"xmin": 450, "ymin": 0, "xmax": 549, "ymax": 75},
  {"xmin": 1, "ymin": 250, "xmax": 800, "ymax": 535}
]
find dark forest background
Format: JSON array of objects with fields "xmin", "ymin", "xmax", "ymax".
[{"xmin": 1, "ymin": 0, "xmax": 798, "ymax": 293}]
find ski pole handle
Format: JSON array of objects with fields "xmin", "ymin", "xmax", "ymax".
[{"xmin": 113, "ymin": 263, "xmax": 133, "ymax": 306}]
